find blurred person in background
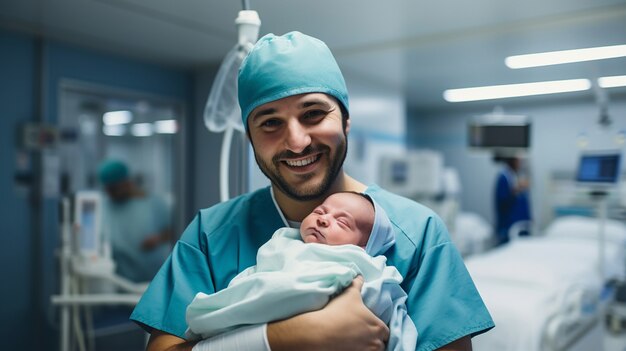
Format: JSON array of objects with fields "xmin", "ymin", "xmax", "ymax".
[
  {"xmin": 493, "ymin": 155, "xmax": 531, "ymax": 246},
  {"xmin": 98, "ymin": 159, "xmax": 173, "ymax": 282}
]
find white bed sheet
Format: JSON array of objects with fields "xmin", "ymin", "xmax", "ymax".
[
  {"xmin": 453, "ymin": 212, "xmax": 492, "ymax": 256},
  {"xmin": 465, "ymin": 235, "xmax": 617, "ymax": 351},
  {"xmin": 544, "ymin": 216, "xmax": 626, "ymax": 246},
  {"xmin": 470, "ymin": 278, "xmax": 559, "ymax": 351},
  {"xmin": 466, "ymin": 236, "xmax": 624, "ymax": 289}
]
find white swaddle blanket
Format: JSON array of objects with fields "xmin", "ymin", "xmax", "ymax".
[{"xmin": 185, "ymin": 226, "xmax": 417, "ymax": 351}]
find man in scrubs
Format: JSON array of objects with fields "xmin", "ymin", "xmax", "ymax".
[
  {"xmin": 98, "ymin": 160, "xmax": 172, "ymax": 282},
  {"xmin": 131, "ymin": 31, "xmax": 494, "ymax": 351}
]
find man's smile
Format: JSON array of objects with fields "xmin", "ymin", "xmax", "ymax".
[{"xmin": 284, "ymin": 155, "xmax": 320, "ymax": 167}]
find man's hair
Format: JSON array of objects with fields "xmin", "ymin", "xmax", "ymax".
[{"xmin": 238, "ymin": 31, "xmax": 349, "ymax": 130}]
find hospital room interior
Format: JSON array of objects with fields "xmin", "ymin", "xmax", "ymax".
[{"xmin": 2, "ymin": 0, "xmax": 626, "ymax": 350}]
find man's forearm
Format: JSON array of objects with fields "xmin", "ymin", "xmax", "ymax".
[
  {"xmin": 435, "ymin": 335, "xmax": 472, "ymax": 351},
  {"xmin": 267, "ymin": 314, "xmax": 317, "ymax": 351},
  {"xmin": 146, "ymin": 330, "xmax": 197, "ymax": 351}
]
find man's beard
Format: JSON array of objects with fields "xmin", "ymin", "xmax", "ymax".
[{"xmin": 253, "ymin": 138, "xmax": 347, "ymax": 201}]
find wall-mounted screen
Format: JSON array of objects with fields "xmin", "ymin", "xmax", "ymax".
[
  {"xmin": 468, "ymin": 123, "xmax": 531, "ymax": 149},
  {"xmin": 74, "ymin": 191, "xmax": 102, "ymax": 256},
  {"xmin": 576, "ymin": 152, "xmax": 621, "ymax": 184}
]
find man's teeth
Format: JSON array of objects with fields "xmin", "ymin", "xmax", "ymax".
[{"xmin": 286, "ymin": 156, "xmax": 317, "ymax": 167}]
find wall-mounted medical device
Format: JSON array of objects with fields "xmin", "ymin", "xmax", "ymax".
[
  {"xmin": 74, "ymin": 191, "xmax": 103, "ymax": 258},
  {"xmin": 468, "ymin": 113, "xmax": 531, "ymax": 153},
  {"xmin": 576, "ymin": 150, "xmax": 622, "ymax": 188},
  {"xmin": 379, "ymin": 150, "xmax": 444, "ymax": 197}
]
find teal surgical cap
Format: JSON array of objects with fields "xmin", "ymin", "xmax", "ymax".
[
  {"xmin": 238, "ymin": 31, "xmax": 349, "ymax": 129},
  {"xmin": 98, "ymin": 160, "xmax": 129, "ymax": 185}
]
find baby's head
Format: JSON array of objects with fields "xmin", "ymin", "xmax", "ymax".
[{"xmin": 300, "ymin": 191, "xmax": 374, "ymax": 248}]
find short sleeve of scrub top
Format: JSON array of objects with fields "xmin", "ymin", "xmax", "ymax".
[{"xmin": 366, "ymin": 185, "xmax": 494, "ymax": 351}]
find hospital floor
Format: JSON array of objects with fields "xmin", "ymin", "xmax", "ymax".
[
  {"xmin": 606, "ymin": 329, "xmax": 626, "ymax": 351},
  {"xmin": 606, "ymin": 305, "xmax": 626, "ymax": 351},
  {"xmin": 604, "ymin": 329, "xmax": 626, "ymax": 351}
]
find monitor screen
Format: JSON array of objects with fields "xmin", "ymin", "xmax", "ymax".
[
  {"xmin": 576, "ymin": 152, "xmax": 621, "ymax": 184},
  {"xmin": 468, "ymin": 124, "xmax": 530, "ymax": 149},
  {"xmin": 79, "ymin": 200, "xmax": 98, "ymax": 251},
  {"xmin": 74, "ymin": 191, "xmax": 101, "ymax": 255}
]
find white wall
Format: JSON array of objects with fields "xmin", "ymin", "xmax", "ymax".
[
  {"xmin": 344, "ymin": 77, "xmax": 407, "ymax": 185},
  {"xmin": 408, "ymin": 96, "xmax": 626, "ymax": 229}
]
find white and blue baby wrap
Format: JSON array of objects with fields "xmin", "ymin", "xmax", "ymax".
[{"xmin": 185, "ymin": 201, "xmax": 417, "ymax": 350}]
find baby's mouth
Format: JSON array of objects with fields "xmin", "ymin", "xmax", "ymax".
[{"xmin": 308, "ymin": 227, "xmax": 325, "ymax": 239}]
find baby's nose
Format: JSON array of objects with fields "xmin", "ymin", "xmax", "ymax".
[{"xmin": 317, "ymin": 215, "xmax": 329, "ymax": 226}]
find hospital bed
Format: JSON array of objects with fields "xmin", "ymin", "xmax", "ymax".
[
  {"xmin": 452, "ymin": 212, "xmax": 493, "ymax": 257},
  {"xmin": 467, "ymin": 215, "xmax": 626, "ymax": 351}
]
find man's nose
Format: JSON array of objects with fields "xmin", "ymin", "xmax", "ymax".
[{"xmin": 284, "ymin": 120, "xmax": 311, "ymax": 153}]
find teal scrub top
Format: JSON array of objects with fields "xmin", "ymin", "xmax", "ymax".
[{"xmin": 130, "ymin": 185, "xmax": 494, "ymax": 351}]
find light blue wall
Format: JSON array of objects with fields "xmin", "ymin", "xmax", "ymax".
[
  {"xmin": 0, "ymin": 28, "xmax": 195, "ymax": 350},
  {"xmin": 408, "ymin": 96, "xmax": 626, "ymax": 230}
]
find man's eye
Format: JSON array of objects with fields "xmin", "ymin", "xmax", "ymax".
[
  {"xmin": 303, "ymin": 110, "xmax": 326, "ymax": 121},
  {"xmin": 260, "ymin": 119, "xmax": 281, "ymax": 128}
]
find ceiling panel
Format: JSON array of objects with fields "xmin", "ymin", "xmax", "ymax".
[{"xmin": 0, "ymin": 0, "xmax": 624, "ymax": 109}]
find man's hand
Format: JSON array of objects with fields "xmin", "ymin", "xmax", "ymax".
[
  {"xmin": 142, "ymin": 229, "xmax": 173, "ymax": 251},
  {"xmin": 141, "ymin": 234, "xmax": 164, "ymax": 251},
  {"xmin": 268, "ymin": 276, "xmax": 389, "ymax": 351},
  {"xmin": 516, "ymin": 178, "xmax": 529, "ymax": 193}
]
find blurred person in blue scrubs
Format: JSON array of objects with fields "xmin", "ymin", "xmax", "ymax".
[
  {"xmin": 133, "ymin": 31, "xmax": 494, "ymax": 351},
  {"xmin": 98, "ymin": 160, "xmax": 172, "ymax": 283},
  {"xmin": 493, "ymin": 155, "xmax": 531, "ymax": 246}
]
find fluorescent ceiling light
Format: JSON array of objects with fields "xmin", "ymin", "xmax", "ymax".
[
  {"xmin": 103, "ymin": 110, "xmax": 133, "ymax": 125},
  {"xmin": 131, "ymin": 123, "xmax": 154, "ymax": 137},
  {"xmin": 506, "ymin": 44, "xmax": 626, "ymax": 69},
  {"xmin": 154, "ymin": 119, "xmax": 178, "ymax": 134},
  {"xmin": 103, "ymin": 124, "xmax": 126, "ymax": 136},
  {"xmin": 444, "ymin": 79, "xmax": 591, "ymax": 102},
  {"xmin": 598, "ymin": 75, "xmax": 626, "ymax": 88}
]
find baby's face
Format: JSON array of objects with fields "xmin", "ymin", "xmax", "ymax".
[{"xmin": 300, "ymin": 192, "xmax": 374, "ymax": 247}]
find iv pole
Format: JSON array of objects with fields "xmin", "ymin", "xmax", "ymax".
[{"xmin": 204, "ymin": 1, "xmax": 260, "ymax": 202}]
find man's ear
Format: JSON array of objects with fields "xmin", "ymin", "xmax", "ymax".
[
  {"xmin": 345, "ymin": 117, "xmax": 351, "ymax": 135},
  {"xmin": 245, "ymin": 128, "xmax": 253, "ymax": 144}
]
